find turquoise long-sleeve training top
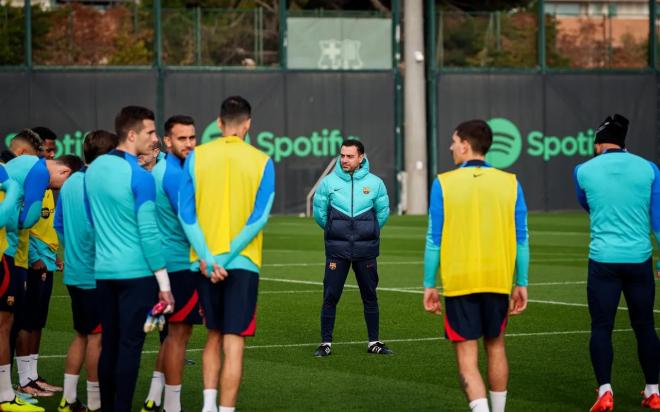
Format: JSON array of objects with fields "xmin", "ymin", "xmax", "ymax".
[{"xmin": 85, "ymin": 149, "xmax": 165, "ymax": 280}]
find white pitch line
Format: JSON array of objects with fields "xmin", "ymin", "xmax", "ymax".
[
  {"xmin": 260, "ymin": 277, "xmax": 660, "ymax": 313},
  {"xmin": 37, "ymin": 328, "xmax": 642, "ymax": 359}
]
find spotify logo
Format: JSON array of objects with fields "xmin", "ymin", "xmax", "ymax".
[
  {"xmin": 201, "ymin": 120, "xmax": 359, "ymax": 162},
  {"xmin": 486, "ymin": 118, "xmax": 523, "ymax": 169}
]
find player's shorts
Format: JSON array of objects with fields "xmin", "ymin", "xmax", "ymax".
[
  {"xmin": 197, "ymin": 269, "xmax": 258, "ymax": 336},
  {"xmin": 0, "ymin": 255, "xmax": 25, "ymax": 313},
  {"xmin": 17, "ymin": 268, "xmax": 53, "ymax": 331},
  {"xmin": 166, "ymin": 269, "xmax": 203, "ymax": 325},
  {"xmin": 67, "ymin": 285, "xmax": 102, "ymax": 335},
  {"xmin": 444, "ymin": 293, "xmax": 509, "ymax": 342}
]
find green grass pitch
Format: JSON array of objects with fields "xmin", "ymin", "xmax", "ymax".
[{"xmin": 30, "ymin": 212, "xmax": 660, "ymax": 411}]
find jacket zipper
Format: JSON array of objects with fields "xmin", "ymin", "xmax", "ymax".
[{"xmin": 350, "ymin": 174, "xmax": 354, "ymax": 256}]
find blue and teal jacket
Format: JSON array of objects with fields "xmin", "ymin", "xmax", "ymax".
[
  {"xmin": 313, "ymin": 157, "xmax": 389, "ymax": 260},
  {"xmin": 54, "ymin": 169, "xmax": 96, "ymax": 289},
  {"xmin": 85, "ymin": 149, "xmax": 165, "ymax": 280},
  {"xmin": 574, "ymin": 149, "xmax": 660, "ymax": 268},
  {"xmin": 5, "ymin": 156, "xmax": 50, "ymax": 258},
  {"xmin": 0, "ymin": 164, "xmax": 21, "ymax": 256},
  {"xmin": 152, "ymin": 153, "xmax": 190, "ymax": 273}
]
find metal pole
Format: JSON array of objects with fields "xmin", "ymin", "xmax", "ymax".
[
  {"xmin": 392, "ymin": 0, "xmax": 403, "ymax": 212},
  {"xmin": 403, "ymin": 0, "xmax": 428, "ymax": 214},
  {"xmin": 24, "ymin": 0, "xmax": 31, "ymax": 68},
  {"xmin": 426, "ymin": 0, "xmax": 438, "ymax": 182},
  {"xmin": 154, "ymin": 0, "xmax": 162, "ymax": 67},
  {"xmin": 154, "ymin": 0, "xmax": 164, "ymax": 137},
  {"xmin": 195, "ymin": 6, "xmax": 202, "ymax": 65},
  {"xmin": 279, "ymin": 0, "xmax": 287, "ymax": 68},
  {"xmin": 650, "ymin": 0, "xmax": 657, "ymax": 68},
  {"xmin": 537, "ymin": 0, "xmax": 546, "ymax": 70}
]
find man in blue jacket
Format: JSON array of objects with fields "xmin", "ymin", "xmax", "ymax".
[
  {"xmin": 312, "ymin": 139, "xmax": 391, "ymax": 357},
  {"xmin": 574, "ymin": 114, "xmax": 660, "ymax": 412}
]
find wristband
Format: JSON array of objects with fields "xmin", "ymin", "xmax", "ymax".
[{"xmin": 154, "ymin": 268, "xmax": 171, "ymax": 292}]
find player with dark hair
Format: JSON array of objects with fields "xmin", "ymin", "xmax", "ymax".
[
  {"xmin": 141, "ymin": 115, "xmax": 198, "ymax": 412},
  {"xmin": 423, "ymin": 119, "xmax": 529, "ymax": 412},
  {"xmin": 85, "ymin": 106, "xmax": 174, "ymax": 411},
  {"xmin": 54, "ymin": 130, "xmax": 118, "ymax": 412},
  {"xmin": 312, "ymin": 139, "xmax": 391, "ymax": 357},
  {"xmin": 16, "ymin": 127, "xmax": 69, "ymax": 398},
  {"xmin": 574, "ymin": 114, "xmax": 660, "ymax": 412},
  {"xmin": 1, "ymin": 151, "xmax": 79, "ymax": 411},
  {"xmin": 179, "ymin": 96, "xmax": 274, "ymax": 412}
]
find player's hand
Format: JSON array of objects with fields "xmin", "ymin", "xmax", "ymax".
[
  {"xmin": 423, "ymin": 288, "xmax": 442, "ymax": 315},
  {"xmin": 656, "ymin": 270, "xmax": 660, "ymax": 279},
  {"xmin": 56, "ymin": 257, "xmax": 64, "ymax": 271},
  {"xmin": 210, "ymin": 264, "xmax": 228, "ymax": 284},
  {"xmin": 158, "ymin": 291, "xmax": 175, "ymax": 314},
  {"xmin": 31, "ymin": 259, "xmax": 46, "ymax": 271},
  {"xmin": 509, "ymin": 286, "xmax": 528, "ymax": 315}
]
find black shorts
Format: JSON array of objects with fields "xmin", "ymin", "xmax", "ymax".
[
  {"xmin": 16, "ymin": 268, "xmax": 53, "ymax": 331},
  {"xmin": 67, "ymin": 285, "xmax": 102, "ymax": 335},
  {"xmin": 0, "ymin": 255, "xmax": 24, "ymax": 313},
  {"xmin": 444, "ymin": 293, "xmax": 509, "ymax": 342},
  {"xmin": 197, "ymin": 269, "xmax": 258, "ymax": 336},
  {"xmin": 167, "ymin": 270, "xmax": 203, "ymax": 325}
]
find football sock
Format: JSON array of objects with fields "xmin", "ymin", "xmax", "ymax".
[
  {"xmin": 164, "ymin": 384, "xmax": 181, "ymax": 412},
  {"xmin": 29, "ymin": 354, "xmax": 39, "ymax": 381},
  {"xmin": 469, "ymin": 398, "xmax": 490, "ymax": 412},
  {"xmin": 219, "ymin": 407, "xmax": 235, "ymax": 412},
  {"xmin": 322, "ymin": 342, "xmax": 331, "ymax": 347},
  {"xmin": 15, "ymin": 356, "xmax": 31, "ymax": 387},
  {"xmin": 202, "ymin": 389, "xmax": 218, "ymax": 412},
  {"xmin": 599, "ymin": 384, "xmax": 613, "ymax": 397},
  {"xmin": 87, "ymin": 380, "xmax": 101, "ymax": 410},
  {"xmin": 645, "ymin": 384, "xmax": 659, "ymax": 398},
  {"xmin": 0, "ymin": 364, "xmax": 14, "ymax": 402},
  {"xmin": 146, "ymin": 371, "xmax": 164, "ymax": 405},
  {"xmin": 489, "ymin": 391, "xmax": 507, "ymax": 412},
  {"xmin": 63, "ymin": 374, "xmax": 79, "ymax": 403}
]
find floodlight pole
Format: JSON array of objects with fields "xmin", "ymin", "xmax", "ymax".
[{"xmin": 403, "ymin": 0, "xmax": 428, "ymax": 214}]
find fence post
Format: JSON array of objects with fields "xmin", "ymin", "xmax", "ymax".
[
  {"xmin": 537, "ymin": 0, "xmax": 546, "ymax": 71},
  {"xmin": 426, "ymin": 0, "xmax": 437, "ymax": 182},
  {"xmin": 24, "ymin": 0, "xmax": 31, "ymax": 68},
  {"xmin": 279, "ymin": 0, "xmax": 287, "ymax": 68},
  {"xmin": 650, "ymin": 0, "xmax": 657, "ymax": 68}
]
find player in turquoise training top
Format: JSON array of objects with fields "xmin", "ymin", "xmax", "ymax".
[
  {"xmin": 141, "ymin": 115, "xmax": 199, "ymax": 412},
  {"xmin": 54, "ymin": 130, "xmax": 118, "ymax": 412},
  {"xmin": 85, "ymin": 106, "xmax": 174, "ymax": 412},
  {"xmin": 574, "ymin": 114, "xmax": 660, "ymax": 412}
]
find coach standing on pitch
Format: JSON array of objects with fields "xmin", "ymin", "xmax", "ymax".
[
  {"xmin": 423, "ymin": 120, "xmax": 529, "ymax": 412},
  {"xmin": 312, "ymin": 139, "xmax": 391, "ymax": 357},
  {"xmin": 574, "ymin": 114, "xmax": 660, "ymax": 412}
]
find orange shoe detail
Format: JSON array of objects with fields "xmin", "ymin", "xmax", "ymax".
[
  {"xmin": 642, "ymin": 392, "xmax": 660, "ymax": 409},
  {"xmin": 590, "ymin": 391, "xmax": 614, "ymax": 412}
]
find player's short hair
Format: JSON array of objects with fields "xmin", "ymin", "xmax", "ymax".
[
  {"xmin": 454, "ymin": 119, "xmax": 493, "ymax": 155},
  {"xmin": 341, "ymin": 139, "xmax": 364, "ymax": 155},
  {"xmin": 219, "ymin": 96, "xmax": 251, "ymax": 125},
  {"xmin": 84, "ymin": 130, "xmax": 119, "ymax": 164},
  {"xmin": 31, "ymin": 126, "xmax": 57, "ymax": 141},
  {"xmin": 164, "ymin": 115, "xmax": 195, "ymax": 136},
  {"xmin": 115, "ymin": 106, "xmax": 155, "ymax": 142},
  {"xmin": 11, "ymin": 129, "xmax": 43, "ymax": 153},
  {"xmin": 56, "ymin": 154, "xmax": 84, "ymax": 173}
]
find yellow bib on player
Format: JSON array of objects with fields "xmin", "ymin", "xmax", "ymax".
[
  {"xmin": 29, "ymin": 189, "xmax": 59, "ymax": 252},
  {"xmin": 0, "ymin": 190, "xmax": 7, "ymax": 256},
  {"xmin": 14, "ymin": 229, "xmax": 30, "ymax": 269},
  {"xmin": 438, "ymin": 167, "xmax": 518, "ymax": 297},
  {"xmin": 192, "ymin": 136, "xmax": 269, "ymax": 268}
]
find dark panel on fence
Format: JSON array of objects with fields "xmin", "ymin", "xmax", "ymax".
[
  {"xmin": 436, "ymin": 72, "xmax": 658, "ymax": 211},
  {"xmin": 165, "ymin": 71, "xmax": 395, "ymax": 214}
]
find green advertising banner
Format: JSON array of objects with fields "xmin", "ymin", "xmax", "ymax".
[{"xmin": 287, "ymin": 17, "xmax": 392, "ymax": 70}]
